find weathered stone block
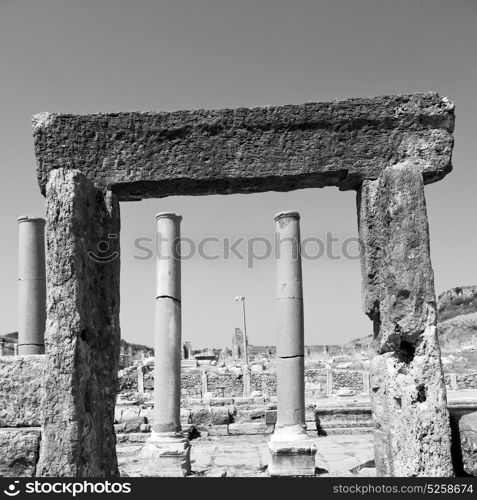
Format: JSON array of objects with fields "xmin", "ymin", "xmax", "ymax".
[
  {"xmin": 0, "ymin": 429, "xmax": 41, "ymax": 477},
  {"xmin": 33, "ymin": 94, "xmax": 454, "ymax": 199},
  {"xmin": 0, "ymin": 355, "xmax": 45, "ymax": 427},
  {"xmin": 190, "ymin": 407, "xmax": 211, "ymax": 425},
  {"xmin": 37, "ymin": 169, "xmax": 120, "ymax": 477},
  {"xmin": 265, "ymin": 410, "xmax": 278, "ymax": 425},
  {"xmin": 233, "ymin": 408, "xmax": 266, "ymax": 423},
  {"xmin": 139, "ymin": 433, "xmax": 191, "ymax": 477},
  {"xmin": 305, "ymin": 405, "xmax": 316, "ymax": 422},
  {"xmin": 210, "ymin": 407, "xmax": 231, "ymax": 425},
  {"xmin": 459, "ymin": 412, "xmax": 477, "ymax": 476}
]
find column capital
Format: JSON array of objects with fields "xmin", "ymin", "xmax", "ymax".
[
  {"xmin": 155, "ymin": 212, "xmax": 182, "ymax": 222},
  {"xmin": 18, "ymin": 215, "xmax": 45, "ymax": 224},
  {"xmin": 274, "ymin": 210, "xmax": 300, "ymax": 222}
]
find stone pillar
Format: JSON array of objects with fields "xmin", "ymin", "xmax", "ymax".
[
  {"xmin": 357, "ymin": 162, "xmax": 453, "ymax": 477},
  {"xmin": 138, "ymin": 362, "xmax": 144, "ymax": 394},
  {"xmin": 37, "ymin": 169, "xmax": 120, "ymax": 476},
  {"xmin": 268, "ymin": 211, "xmax": 316, "ymax": 476},
  {"xmin": 0, "ymin": 340, "xmax": 4, "ymax": 357},
  {"xmin": 141, "ymin": 212, "xmax": 190, "ymax": 477},
  {"xmin": 17, "ymin": 216, "xmax": 46, "ymax": 355},
  {"xmin": 243, "ymin": 365, "xmax": 251, "ymax": 397},
  {"xmin": 201, "ymin": 370, "xmax": 208, "ymax": 397}
]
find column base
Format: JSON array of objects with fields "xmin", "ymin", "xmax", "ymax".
[
  {"xmin": 139, "ymin": 431, "xmax": 191, "ymax": 477},
  {"xmin": 268, "ymin": 425, "xmax": 317, "ymax": 477}
]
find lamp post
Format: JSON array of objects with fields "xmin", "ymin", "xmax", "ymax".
[{"xmin": 235, "ymin": 296, "xmax": 248, "ymax": 366}]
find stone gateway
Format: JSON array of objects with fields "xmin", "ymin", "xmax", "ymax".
[{"xmin": 27, "ymin": 92, "xmax": 454, "ymax": 476}]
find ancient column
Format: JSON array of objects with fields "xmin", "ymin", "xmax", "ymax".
[
  {"xmin": 357, "ymin": 162, "xmax": 453, "ymax": 476},
  {"xmin": 268, "ymin": 211, "xmax": 316, "ymax": 476},
  {"xmin": 17, "ymin": 216, "xmax": 46, "ymax": 355},
  {"xmin": 141, "ymin": 212, "xmax": 190, "ymax": 476}
]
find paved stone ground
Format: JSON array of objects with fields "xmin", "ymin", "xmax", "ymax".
[{"xmin": 118, "ymin": 434, "xmax": 375, "ymax": 477}]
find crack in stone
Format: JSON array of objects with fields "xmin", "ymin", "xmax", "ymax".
[{"xmin": 155, "ymin": 295, "xmax": 181, "ymax": 304}]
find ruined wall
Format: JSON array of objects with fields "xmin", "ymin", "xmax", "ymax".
[
  {"xmin": 181, "ymin": 372, "xmax": 203, "ymax": 398},
  {"xmin": 358, "ymin": 163, "xmax": 453, "ymax": 476},
  {"xmin": 0, "ymin": 356, "xmax": 45, "ymax": 477},
  {"xmin": 206, "ymin": 372, "xmax": 244, "ymax": 397},
  {"xmin": 332, "ymin": 370, "xmax": 365, "ymax": 394}
]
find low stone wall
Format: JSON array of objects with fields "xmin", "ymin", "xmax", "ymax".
[
  {"xmin": 0, "ymin": 355, "xmax": 45, "ymax": 427},
  {"xmin": 206, "ymin": 372, "xmax": 244, "ymax": 397},
  {"xmin": 120, "ymin": 366, "xmax": 371, "ymax": 398}
]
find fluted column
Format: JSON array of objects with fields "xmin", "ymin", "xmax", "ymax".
[{"xmin": 17, "ymin": 216, "xmax": 46, "ymax": 355}]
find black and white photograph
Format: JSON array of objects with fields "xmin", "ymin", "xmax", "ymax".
[{"xmin": 0, "ymin": 0, "xmax": 476, "ymax": 496}]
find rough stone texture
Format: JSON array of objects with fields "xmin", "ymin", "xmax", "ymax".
[
  {"xmin": 459, "ymin": 412, "xmax": 477, "ymax": 476},
  {"xmin": 331, "ymin": 370, "xmax": 365, "ymax": 394},
  {"xmin": 0, "ymin": 429, "xmax": 41, "ymax": 477},
  {"xmin": 0, "ymin": 355, "xmax": 45, "ymax": 427},
  {"xmin": 181, "ymin": 372, "xmax": 203, "ymax": 398},
  {"xmin": 206, "ymin": 372, "xmax": 244, "ymax": 397},
  {"xmin": 37, "ymin": 168, "xmax": 121, "ymax": 477},
  {"xmin": 33, "ymin": 93, "xmax": 454, "ymax": 199},
  {"xmin": 357, "ymin": 163, "xmax": 453, "ymax": 476}
]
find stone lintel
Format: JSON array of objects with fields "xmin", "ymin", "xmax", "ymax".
[{"xmin": 33, "ymin": 93, "xmax": 454, "ymax": 199}]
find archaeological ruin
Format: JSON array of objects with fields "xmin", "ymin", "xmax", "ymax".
[{"xmin": 2, "ymin": 92, "xmax": 477, "ymax": 477}]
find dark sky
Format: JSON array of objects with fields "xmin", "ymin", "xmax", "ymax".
[{"xmin": 1, "ymin": 0, "xmax": 476, "ymax": 348}]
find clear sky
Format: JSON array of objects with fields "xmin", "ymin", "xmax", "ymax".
[{"xmin": 1, "ymin": 0, "xmax": 476, "ymax": 349}]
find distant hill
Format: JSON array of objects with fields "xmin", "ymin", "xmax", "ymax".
[{"xmin": 345, "ymin": 286, "xmax": 477, "ymax": 351}]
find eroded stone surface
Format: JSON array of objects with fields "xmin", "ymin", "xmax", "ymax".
[
  {"xmin": 357, "ymin": 163, "xmax": 453, "ymax": 476},
  {"xmin": 37, "ymin": 168, "xmax": 120, "ymax": 477},
  {"xmin": 459, "ymin": 412, "xmax": 477, "ymax": 476},
  {"xmin": 33, "ymin": 93, "xmax": 454, "ymax": 199},
  {"xmin": 0, "ymin": 355, "xmax": 45, "ymax": 427},
  {"xmin": 0, "ymin": 429, "xmax": 41, "ymax": 477}
]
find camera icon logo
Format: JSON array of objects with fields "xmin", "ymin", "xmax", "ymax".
[
  {"xmin": 88, "ymin": 234, "xmax": 119, "ymax": 263},
  {"xmin": 3, "ymin": 481, "xmax": 20, "ymax": 496}
]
